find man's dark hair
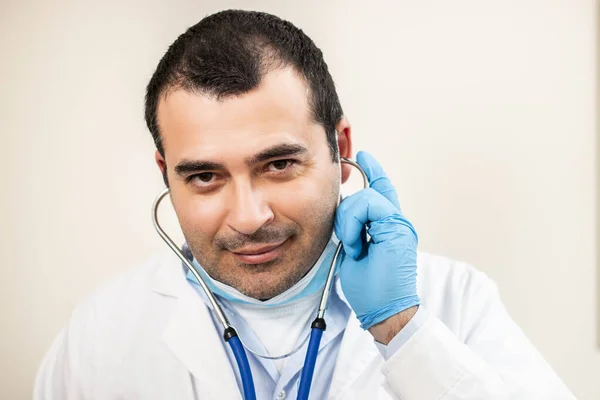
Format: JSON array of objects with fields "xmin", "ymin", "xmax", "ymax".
[{"xmin": 144, "ymin": 9, "xmax": 344, "ymax": 164}]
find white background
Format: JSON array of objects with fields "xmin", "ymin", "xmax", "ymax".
[{"xmin": 0, "ymin": 0, "xmax": 597, "ymax": 398}]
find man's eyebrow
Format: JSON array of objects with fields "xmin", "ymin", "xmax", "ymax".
[
  {"xmin": 245, "ymin": 143, "xmax": 309, "ymax": 165},
  {"xmin": 174, "ymin": 160, "xmax": 225, "ymax": 176}
]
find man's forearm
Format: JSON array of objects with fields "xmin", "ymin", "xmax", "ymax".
[{"xmin": 368, "ymin": 305, "xmax": 419, "ymax": 345}]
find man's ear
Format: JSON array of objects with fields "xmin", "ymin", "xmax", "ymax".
[
  {"xmin": 336, "ymin": 117, "xmax": 353, "ymax": 184},
  {"xmin": 155, "ymin": 150, "xmax": 169, "ymax": 187}
]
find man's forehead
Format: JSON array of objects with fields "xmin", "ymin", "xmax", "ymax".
[
  {"xmin": 157, "ymin": 67, "xmax": 312, "ymax": 135},
  {"xmin": 156, "ymin": 68, "xmax": 326, "ymax": 161}
]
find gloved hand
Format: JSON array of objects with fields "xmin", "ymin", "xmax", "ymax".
[{"xmin": 334, "ymin": 151, "xmax": 420, "ymax": 330}]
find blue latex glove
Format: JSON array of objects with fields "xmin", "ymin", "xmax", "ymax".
[{"xmin": 335, "ymin": 151, "xmax": 420, "ymax": 330}]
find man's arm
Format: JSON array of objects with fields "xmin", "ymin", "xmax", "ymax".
[
  {"xmin": 34, "ymin": 299, "xmax": 94, "ymax": 400},
  {"xmin": 377, "ymin": 268, "xmax": 575, "ymax": 399},
  {"xmin": 369, "ymin": 305, "xmax": 419, "ymax": 345},
  {"xmin": 34, "ymin": 328, "xmax": 73, "ymax": 400}
]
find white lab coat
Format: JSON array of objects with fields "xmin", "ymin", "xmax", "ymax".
[{"xmin": 35, "ymin": 251, "xmax": 575, "ymax": 399}]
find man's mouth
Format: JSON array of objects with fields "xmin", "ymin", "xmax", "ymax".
[{"xmin": 230, "ymin": 240, "xmax": 288, "ymax": 264}]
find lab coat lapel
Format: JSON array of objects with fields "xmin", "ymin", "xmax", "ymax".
[
  {"xmin": 158, "ymin": 259, "xmax": 242, "ymax": 400},
  {"xmin": 328, "ymin": 283, "xmax": 381, "ymax": 398}
]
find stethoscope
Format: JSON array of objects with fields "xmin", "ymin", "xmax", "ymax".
[{"xmin": 151, "ymin": 158, "xmax": 368, "ymax": 400}]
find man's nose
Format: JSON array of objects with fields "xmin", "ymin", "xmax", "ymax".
[{"xmin": 226, "ymin": 182, "xmax": 274, "ymax": 236}]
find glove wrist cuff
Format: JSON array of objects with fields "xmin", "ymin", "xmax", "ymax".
[{"xmin": 358, "ymin": 296, "xmax": 421, "ymax": 330}]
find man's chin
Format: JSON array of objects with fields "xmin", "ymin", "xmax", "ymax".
[
  {"xmin": 223, "ymin": 268, "xmax": 303, "ymax": 300},
  {"xmin": 234, "ymin": 258, "xmax": 281, "ymax": 273}
]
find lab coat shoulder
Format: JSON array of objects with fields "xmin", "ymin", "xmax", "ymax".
[
  {"xmin": 373, "ymin": 252, "xmax": 575, "ymax": 400},
  {"xmin": 416, "ymin": 252, "xmax": 497, "ymax": 339},
  {"xmin": 34, "ymin": 251, "xmax": 197, "ymax": 400}
]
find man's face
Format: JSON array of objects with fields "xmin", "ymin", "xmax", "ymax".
[{"xmin": 156, "ymin": 67, "xmax": 347, "ymax": 299}]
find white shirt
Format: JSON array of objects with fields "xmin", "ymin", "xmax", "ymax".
[{"xmin": 221, "ymin": 290, "xmax": 322, "ymax": 374}]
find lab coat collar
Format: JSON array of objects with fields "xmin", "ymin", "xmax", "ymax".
[
  {"xmin": 327, "ymin": 280, "xmax": 381, "ymax": 398},
  {"xmin": 150, "ymin": 251, "xmax": 182, "ymax": 298},
  {"xmin": 153, "ymin": 253, "xmax": 242, "ymax": 399},
  {"xmin": 151, "ymin": 251, "xmax": 220, "ymax": 309}
]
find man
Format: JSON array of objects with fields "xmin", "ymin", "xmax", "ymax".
[{"xmin": 35, "ymin": 9, "xmax": 575, "ymax": 400}]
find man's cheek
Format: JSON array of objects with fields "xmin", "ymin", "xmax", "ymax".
[
  {"xmin": 178, "ymin": 208, "xmax": 219, "ymax": 245},
  {"xmin": 287, "ymin": 190, "xmax": 320, "ymax": 214},
  {"xmin": 181, "ymin": 196, "xmax": 224, "ymax": 226}
]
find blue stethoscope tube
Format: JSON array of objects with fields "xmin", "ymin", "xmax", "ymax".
[
  {"xmin": 151, "ymin": 158, "xmax": 368, "ymax": 400},
  {"xmin": 297, "ymin": 319, "xmax": 326, "ymax": 399},
  {"xmin": 224, "ymin": 293, "xmax": 326, "ymax": 400},
  {"xmin": 224, "ymin": 328, "xmax": 257, "ymax": 400}
]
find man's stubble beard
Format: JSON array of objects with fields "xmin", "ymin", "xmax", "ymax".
[{"xmin": 183, "ymin": 188, "xmax": 339, "ymax": 300}]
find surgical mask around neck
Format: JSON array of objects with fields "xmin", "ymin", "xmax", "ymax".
[{"xmin": 184, "ymin": 235, "xmax": 340, "ymax": 307}]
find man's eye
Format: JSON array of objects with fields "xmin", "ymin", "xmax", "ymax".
[
  {"xmin": 267, "ymin": 160, "xmax": 293, "ymax": 171},
  {"xmin": 190, "ymin": 172, "xmax": 215, "ymax": 183}
]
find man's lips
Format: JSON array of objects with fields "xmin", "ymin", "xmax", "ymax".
[{"xmin": 230, "ymin": 240, "xmax": 287, "ymax": 264}]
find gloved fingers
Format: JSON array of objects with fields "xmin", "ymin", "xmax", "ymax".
[
  {"xmin": 356, "ymin": 151, "xmax": 401, "ymax": 211},
  {"xmin": 334, "ymin": 188, "xmax": 398, "ymax": 258},
  {"xmin": 334, "ymin": 193, "xmax": 366, "ymax": 259}
]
